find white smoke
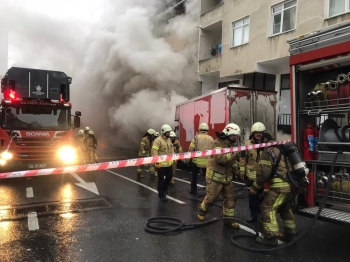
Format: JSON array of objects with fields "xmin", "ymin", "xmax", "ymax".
[{"xmin": 1, "ymin": 0, "xmax": 200, "ymax": 147}]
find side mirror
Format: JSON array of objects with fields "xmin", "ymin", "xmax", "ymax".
[
  {"xmin": 74, "ymin": 116, "xmax": 80, "ymax": 128},
  {"xmin": 75, "ymin": 111, "xmax": 81, "ymax": 117}
]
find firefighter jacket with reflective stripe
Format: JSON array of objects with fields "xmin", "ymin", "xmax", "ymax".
[
  {"xmin": 239, "ymin": 139, "xmax": 262, "ymax": 181},
  {"xmin": 188, "ymin": 132, "xmax": 214, "ymax": 168},
  {"xmin": 252, "ymin": 144, "xmax": 291, "ymax": 192},
  {"xmin": 206, "ymin": 138, "xmax": 239, "ymax": 184},
  {"xmin": 139, "ymin": 136, "xmax": 151, "ymax": 157},
  {"xmin": 151, "ymin": 135, "xmax": 174, "ymax": 167},
  {"xmin": 172, "ymin": 139, "xmax": 183, "ymax": 154}
]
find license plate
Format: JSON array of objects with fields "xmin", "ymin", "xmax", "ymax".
[{"xmin": 28, "ymin": 164, "xmax": 47, "ymax": 169}]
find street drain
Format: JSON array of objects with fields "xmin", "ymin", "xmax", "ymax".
[{"xmin": 0, "ymin": 198, "xmax": 111, "ymax": 221}]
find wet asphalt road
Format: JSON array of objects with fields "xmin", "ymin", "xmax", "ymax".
[{"xmin": 0, "ymin": 151, "xmax": 349, "ymax": 261}]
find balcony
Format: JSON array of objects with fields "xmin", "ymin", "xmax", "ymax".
[
  {"xmin": 200, "ymin": 2, "xmax": 224, "ymax": 28},
  {"xmin": 199, "ymin": 55, "xmax": 222, "ymax": 75}
]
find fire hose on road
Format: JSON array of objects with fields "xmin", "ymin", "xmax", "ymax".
[{"xmin": 144, "ymin": 149, "xmax": 343, "ymax": 253}]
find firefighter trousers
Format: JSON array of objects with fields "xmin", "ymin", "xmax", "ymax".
[
  {"xmin": 261, "ymin": 189, "xmax": 297, "ymax": 237},
  {"xmin": 191, "ymin": 165, "xmax": 206, "ymax": 194},
  {"xmin": 157, "ymin": 166, "xmax": 172, "ymax": 199},
  {"xmin": 246, "ymin": 179, "xmax": 261, "ymax": 218},
  {"xmin": 171, "ymin": 161, "xmax": 177, "ymax": 183},
  {"xmin": 199, "ymin": 179, "xmax": 236, "ymax": 217},
  {"xmin": 137, "ymin": 153, "xmax": 155, "ymax": 176}
]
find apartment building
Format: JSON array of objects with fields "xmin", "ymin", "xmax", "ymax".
[{"xmin": 198, "ymin": 0, "xmax": 350, "ymax": 131}]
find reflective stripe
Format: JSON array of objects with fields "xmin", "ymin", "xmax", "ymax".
[
  {"xmin": 239, "ymin": 167, "xmax": 245, "ymax": 171},
  {"xmin": 282, "ymin": 220, "xmax": 296, "ymax": 229},
  {"xmin": 246, "ymin": 169, "xmax": 256, "ymax": 180},
  {"xmin": 270, "ymin": 193, "xmax": 286, "ymax": 225},
  {"xmin": 270, "ymin": 178, "xmax": 290, "ymax": 188},
  {"xmin": 226, "ymin": 153, "xmax": 232, "ymax": 161},
  {"xmin": 223, "ymin": 207, "xmax": 234, "ymax": 217},
  {"xmin": 259, "ymin": 160, "xmax": 271, "ymax": 166},
  {"xmin": 263, "ymin": 222, "xmax": 279, "ymax": 233},
  {"xmin": 200, "ymin": 202, "xmax": 207, "ymax": 212},
  {"xmin": 206, "ymin": 169, "xmax": 231, "ymax": 183},
  {"xmin": 189, "ymin": 142, "xmax": 195, "ymax": 148},
  {"xmin": 160, "ymin": 161, "xmax": 173, "ymax": 167},
  {"xmin": 140, "ymin": 142, "xmax": 145, "ymax": 145},
  {"xmin": 193, "ymin": 158, "xmax": 208, "ymax": 166},
  {"xmin": 152, "ymin": 145, "xmax": 159, "ymax": 150}
]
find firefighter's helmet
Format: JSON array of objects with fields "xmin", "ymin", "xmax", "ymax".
[
  {"xmin": 223, "ymin": 123, "xmax": 241, "ymax": 136},
  {"xmin": 85, "ymin": 126, "xmax": 90, "ymax": 131},
  {"xmin": 154, "ymin": 132, "xmax": 160, "ymax": 137},
  {"xmin": 78, "ymin": 129, "xmax": 84, "ymax": 135},
  {"xmin": 251, "ymin": 122, "xmax": 266, "ymax": 133},
  {"xmin": 161, "ymin": 124, "xmax": 172, "ymax": 134},
  {"xmin": 147, "ymin": 128, "xmax": 156, "ymax": 135},
  {"xmin": 170, "ymin": 131, "xmax": 176, "ymax": 138},
  {"xmin": 199, "ymin": 123, "xmax": 209, "ymax": 131},
  {"xmin": 88, "ymin": 130, "xmax": 94, "ymax": 135}
]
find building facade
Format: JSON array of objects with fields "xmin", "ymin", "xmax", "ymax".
[{"xmin": 198, "ymin": 0, "xmax": 350, "ymax": 133}]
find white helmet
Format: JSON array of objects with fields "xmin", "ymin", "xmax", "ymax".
[
  {"xmin": 199, "ymin": 123, "xmax": 209, "ymax": 131},
  {"xmin": 223, "ymin": 123, "xmax": 241, "ymax": 136},
  {"xmin": 161, "ymin": 124, "xmax": 172, "ymax": 134},
  {"xmin": 251, "ymin": 122, "xmax": 266, "ymax": 133},
  {"xmin": 78, "ymin": 129, "xmax": 84, "ymax": 135},
  {"xmin": 85, "ymin": 126, "xmax": 90, "ymax": 131},
  {"xmin": 154, "ymin": 132, "xmax": 160, "ymax": 137},
  {"xmin": 169, "ymin": 131, "xmax": 176, "ymax": 138},
  {"xmin": 147, "ymin": 128, "xmax": 156, "ymax": 135}
]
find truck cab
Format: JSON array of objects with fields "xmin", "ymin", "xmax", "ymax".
[{"xmin": 0, "ymin": 67, "xmax": 81, "ymax": 171}]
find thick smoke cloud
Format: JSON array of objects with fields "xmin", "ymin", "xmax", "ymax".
[{"xmin": 1, "ymin": 0, "xmax": 200, "ymax": 147}]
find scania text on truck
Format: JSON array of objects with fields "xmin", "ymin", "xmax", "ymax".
[{"xmin": 0, "ymin": 67, "xmax": 81, "ymax": 171}]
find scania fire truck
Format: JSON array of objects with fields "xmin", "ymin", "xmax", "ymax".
[
  {"xmin": 288, "ymin": 21, "xmax": 350, "ymax": 226},
  {"xmin": 0, "ymin": 67, "xmax": 81, "ymax": 171}
]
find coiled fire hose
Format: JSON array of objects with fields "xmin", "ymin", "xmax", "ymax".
[{"xmin": 144, "ymin": 150, "xmax": 343, "ymax": 252}]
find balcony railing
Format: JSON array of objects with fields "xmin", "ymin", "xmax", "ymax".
[
  {"xmin": 199, "ymin": 55, "xmax": 221, "ymax": 75},
  {"xmin": 200, "ymin": 2, "xmax": 224, "ymax": 28}
]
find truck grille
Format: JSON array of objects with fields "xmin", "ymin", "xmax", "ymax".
[{"xmin": 12, "ymin": 138, "xmax": 64, "ymax": 161}]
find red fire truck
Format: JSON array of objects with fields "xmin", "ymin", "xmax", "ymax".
[
  {"xmin": 175, "ymin": 86, "xmax": 277, "ymax": 150},
  {"xmin": 0, "ymin": 67, "xmax": 81, "ymax": 172},
  {"xmin": 288, "ymin": 21, "xmax": 350, "ymax": 225}
]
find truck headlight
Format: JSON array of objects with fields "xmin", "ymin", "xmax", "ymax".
[
  {"xmin": 57, "ymin": 146, "xmax": 76, "ymax": 164},
  {"xmin": 1, "ymin": 151, "xmax": 13, "ymax": 160}
]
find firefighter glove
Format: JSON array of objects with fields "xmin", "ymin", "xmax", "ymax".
[{"xmin": 155, "ymin": 162, "xmax": 162, "ymax": 169}]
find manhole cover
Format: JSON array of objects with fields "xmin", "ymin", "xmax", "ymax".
[{"xmin": 0, "ymin": 198, "xmax": 111, "ymax": 221}]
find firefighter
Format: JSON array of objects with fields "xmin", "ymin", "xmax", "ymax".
[
  {"xmin": 151, "ymin": 124, "xmax": 174, "ymax": 202},
  {"xmin": 169, "ymin": 131, "xmax": 183, "ymax": 186},
  {"xmin": 250, "ymin": 132, "xmax": 297, "ymax": 246},
  {"xmin": 88, "ymin": 130, "xmax": 98, "ymax": 163},
  {"xmin": 84, "ymin": 126, "xmax": 91, "ymax": 140},
  {"xmin": 84, "ymin": 130, "xmax": 98, "ymax": 163},
  {"xmin": 239, "ymin": 122, "xmax": 266, "ymax": 223},
  {"xmin": 198, "ymin": 123, "xmax": 240, "ymax": 228},
  {"xmin": 75, "ymin": 129, "xmax": 86, "ymax": 164},
  {"xmin": 137, "ymin": 128, "xmax": 157, "ymax": 178},
  {"xmin": 189, "ymin": 123, "xmax": 214, "ymax": 196}
]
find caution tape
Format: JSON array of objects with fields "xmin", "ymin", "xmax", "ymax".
[{"xmin": 0, "ymin": 140, "xmax": 290, "ymax": 179}]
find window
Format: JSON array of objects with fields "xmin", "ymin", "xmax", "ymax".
[
  {"xmin": 232, "ymin": 17, "xmax": 249, "ymax": 47},
  {"xmin": 328, "ymin": 0, "xmax": 350, "ymax": 17},
  {"xmin": 280, "ymin": 74, "xmax": 290, "ymax": 90},
  {"xmin": 271, "ymin": 0, "xmax": 297, "ymax": 35},
  {"xmin": 243, "ymin": 73, "xmax": 276, "ymax": 90}
]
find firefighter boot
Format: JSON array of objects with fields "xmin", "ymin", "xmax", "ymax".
[
  {"xmin": 197, "ymin": 214, "xmax": 205, "ymax": 222},
  {"xmin": 256, "ymin": 236, "xmax": 278, "ymax": 246},
  {"xmin": 170, "ymin": 178, "xmax": 175, "ymax": 186}
]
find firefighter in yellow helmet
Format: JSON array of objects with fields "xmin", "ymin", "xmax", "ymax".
[
  {"xmin": 198, "ymin": 123, "xmax": 240, "ymax": 228},
  {"xmin": 151, "ymin": 124, "xmax": 174, "ymax": 202},
  {"xmin": 84, "ymin": 130, "xmax": 98, "ymax": 163},
  {"xmin": 250, "ymin": 132, "xmax": 297, "ymax": 246},
  {"xmin": 239, "ymin": 122, "xmax": 266, "ymax": 223},
  {"xmin": 189, "ymin": 123, "xmax": 213, "ymax": 196},
  {"xmin": 169, "ymin": 131, "xmax": 183, "ymax": 186},
  {"xmin": 75, "ymin": 129, "xmax": 86, "ymax": 164},
  {"xmin": 137, "ymin": 128, "xmax": 157, "ymax": 178}
]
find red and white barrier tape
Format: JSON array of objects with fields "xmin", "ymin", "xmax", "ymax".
[{"xmin": 0, "ymin": 140, "xmax": 290, "ymax": 179}]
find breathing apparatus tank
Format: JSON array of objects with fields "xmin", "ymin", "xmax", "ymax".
[{"xmin": 284, "ymin": 141, "xmax": 310, "ymax": 187}]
